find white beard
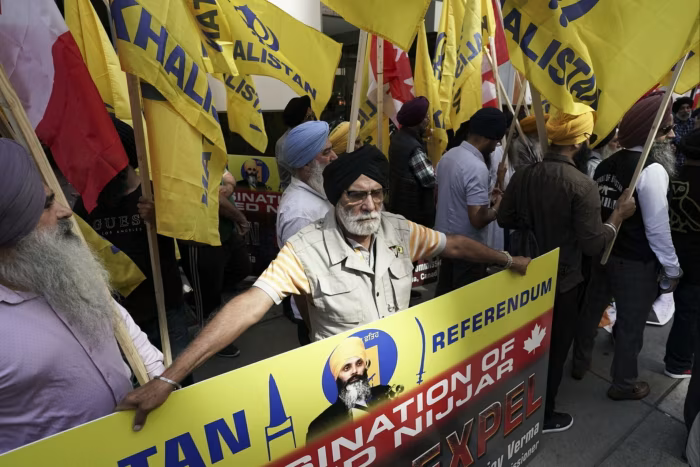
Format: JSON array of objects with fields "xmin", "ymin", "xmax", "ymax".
[
  {"xmin": 339, "ymin": 379, "xmax": 372, "ymax": 409},
  {"xmin": 0, "ymin": 220, "xmax": 114, "ymax": 347},
  {"xmin": 650, "ymin": 141, "xmax": 677, "ymax": 178},
  {"xmin": 306, "ymin": 160, "xmax": 327, "ymax": 196},
  {"xmin": 337, "ymin": 204, "xmax": 382, "ymax": 236}
]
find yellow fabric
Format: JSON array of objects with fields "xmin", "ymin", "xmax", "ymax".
[
  {"xmin": 500, "ymin": 1, "xmax": 700, "ymax": 142},
  {"xmin": 329, "ymin": 121, "xmax": 360, "ymax": 154},
  {"xmin": 434, "ymin": 0, "xmax": 466, "ymax": 131},
  {"xmin": 256, "ymin": 221, "xmax": 443, "ymax": 303},
  {"xmin": 320, "ymin": 0, "xmax": 430, "ymax": 51},
  {"xmin": 218, "ymin": 73, "xmax": 268, "ymax": 153},
  {"xmin": 415, "ymin": 22, "xmax": 448, "ymax": 165},
  {"xmin": 329, "ymin": 337, "xmax": 367, "ymax": 380},
  {"xmin": 661, "ymin": 33, "xmax": 700, "ymax": 94},
  {"xmin": 143, "ymin": 97, "xmax": 226, "ymax": 246},
  {"xmin": 357, "ymin": 38, "xmax": 390, "ymax": 156},
  {"xmin": 449, "ymin": 0, "xmax": 497, "ymax": 130},
  {"xmin": 219, "ymin": 0, "xmax": 341, "ymax": 118},
  {"xmin": 112, "ymin": 0, "xmax": 225, "ymax": 151},
  {"xmin": 184, "ymin": 0, "xmax": 238, "ymax": 77},
  {"xmin": 519, "ymin": 114, "xmax": 549, "ymax": 135},
  {"xmin": 65, "ymin": 0, "xmax": 131, "ymax": 125},
  {"xmin": 546, "ymin": 112, "xmax": 596, "ymax": 146},
  {"xmin": 75, "ymin": 216, "xmax": 146, "ymax": 297}
]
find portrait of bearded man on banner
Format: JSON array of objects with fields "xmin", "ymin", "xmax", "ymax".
[
  {"xmin": 306, "ymin": 337, "xmax": 402, "ymax": 442},
  {"xmin": 237, "ymin": 158, "xmax": 272, "ymax": 191}
]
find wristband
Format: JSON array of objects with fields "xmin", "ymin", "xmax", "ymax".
[
  {"xmin": 155, "ymin": 375, "xmax": 182, "ymax": 390},
  {"xmin": 501, "ymin": 250, "xmax": 513, "ymax": 269}
]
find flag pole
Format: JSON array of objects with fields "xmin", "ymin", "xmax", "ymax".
[
  {"xmin": 376, "ymin": 37, "xmax": 384, "ymax": 152},
  {"xmin": 347, "ymin": 31, "xmax": 369, "ymax": 154},
  {"xmin": 530, "ymin": 87, "xmax": 549, "ymax": 155},
  {"xmin": 124, "ymin": 74, "xmax": 173, "ymax": 366},
  {"xmin": 600, "ymin": 52, "xmax": 689, "ymax": 265},
  {"xmin": 498, "ymin": 80, "xmax": 529, "ymax": 182},
  {"xmin": 0, "ymin": 64, "xmax": 150, "ymax": 385}
]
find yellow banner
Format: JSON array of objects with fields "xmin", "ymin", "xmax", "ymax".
[
  {"xmin": 184, "ymin": 0, "xmax": 239, "ymax": 77},
  {"xmin": 434, "ymin": 0, "xmax": 466, "ymax": 131},
  {"xmin": 218, "ymin": 73, "xmax": 268, "ymax": 153},
  {"xmin": 416, "ymin": 22, "xmax": 448, "ymax": 165},
  {"xmin": 143, "ymin": 93, "xmax": 226, "ymax": 246},
  {"xmin": 220, "ymin": 0, "xmax": 342, "ymax": 118},
  {"xmin": 321, "ymin": 0, "xmax": 431, "ymax": 51},
  {"xmin": 450, "ymin": 0, "xmax": 496, "ymax": 130},
  {"xmin": 501, "ymin": 0, "xmax": 700, "ymax": 141},
  {"xmin": 227, "ymin": 154, "xmax": 281, "ymax": 193},
  {"xmin": 66, "ymin": 0, "xmax": 131, "ymax": 125},
  {"xmin": 0, "ymin": 251, "xmax": 559, "ymax": 466},
  {"xmin": 75, "ymin": 216, "xmax": 146, "ymax": 297},
  {"xmin": 112, "ymin": 0, "xmax": 225, "ymax": 151}
]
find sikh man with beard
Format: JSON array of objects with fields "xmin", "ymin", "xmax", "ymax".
[
  {"xmin": 117, "ymin": 145, "xmax": 530, "ymax": 432},
  {"xmin": 0, "ymin": 139, "xmax": 165, "ymax": 453},
  {"xmin": 573, "ymin": 93, "xmax": 683, "ymax": 402},
  {"xmin": 277, "ymin": 121, "xmax": 337, "ymax": 344},
  {"xmin": 276, "ymin": 95, "xmax": 317, "ymax": 191},
  {"xmin": 307, "ymin": 337, "xmax": 393, "ymax": 441},
  {"xmin": 498, "ymin": 111, "xmax": 637, "ymax": 433}
]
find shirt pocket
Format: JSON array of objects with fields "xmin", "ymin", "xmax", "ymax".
[
  {"xmin": 314, "ymin": 274, "xmax": 363, "ymax": 324},
  {"xmin": 389, "ymin": 259, "xmax": 414, "ymax": 311}
]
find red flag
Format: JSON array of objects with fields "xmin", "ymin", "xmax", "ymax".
[
  {"xmin": 0, "ymin": 0, "xmax": 127, "ymax": 212},
  {"xmin": 368, "ymin": 35, "xmax": 415, "ymax": 125},
  {"xmin": 482, "ymin": 0, "xmax": 508, "ymax": 108}
]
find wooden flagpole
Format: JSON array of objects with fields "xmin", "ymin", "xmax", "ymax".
[
  {"xmin": 347, "ymin": 31, "xmax": 369, "ymax": 154},
  {"xmin": 530, "ymin": 87, "xmax": 549, "ymax": 156},
  {"xmin": 0, "ymin": 64, "xmax": 150, "ymax": 385},
  {"xmin": 124, "ymin": 74, "xmax": 173, "ymax": 366},
  {"xmin": 600, "ymin": 53, "xmax": 689, "ymax": 265},
  {"xmin": 376, "ymin": 36, "xmax": 384, "ymax": 152},
  {"xmin": 500, "ymin": 81, "xmax": 529, "ymax": 170}
]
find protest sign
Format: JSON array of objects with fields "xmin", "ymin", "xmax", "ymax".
[{"xmin": 0, "ymin": 250, "xmax": 558, "ymax": 467}]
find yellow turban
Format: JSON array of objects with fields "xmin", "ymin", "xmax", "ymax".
[
  {"xmin": 329, "ymin": 121, "xmax": 360, "ymax": 154},
  {"xmin": 519, "ymin": 114, "xmax": 549, "ymax": 135},
  {"xmin": 329, "ymin": 337, "xmax": 367, "ymax": 380},
  {"xmin": 546, "ymin": 111, "xmax": 596, "ymax": 145}
]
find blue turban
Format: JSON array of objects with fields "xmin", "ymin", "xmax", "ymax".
[
  {"xmin": 0, "ymin": 139, "xmax": 45, "ymax": 248},
  {"xmin": 284, "ymin": 120, "xmax": 330, "ymax": 169}
]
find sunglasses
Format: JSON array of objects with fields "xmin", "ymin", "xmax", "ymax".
[{"xmin": 344, "ymin": 188, "xmax": 388, "ymax": 205}]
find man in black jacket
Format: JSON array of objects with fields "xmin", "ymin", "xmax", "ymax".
[{"xmin": 388, "ymin": 96, "xmax": 435, "ymax": 227}]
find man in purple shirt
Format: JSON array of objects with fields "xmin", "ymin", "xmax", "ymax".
[{"xmin": 0, "ymin": 139, "xmax": 164, "ymax": 454}]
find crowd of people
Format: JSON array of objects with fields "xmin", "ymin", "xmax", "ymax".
[{"xmin": 0, "ymin": 89, "xmax": 698, "ymax": 457}]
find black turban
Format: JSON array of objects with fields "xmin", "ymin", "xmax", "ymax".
[
  {"xmin": 323, "ymin": 145, "xmax": 389, "ymax": 205},
  {"xmin": 283, "ymin": 95, "xmax": 312, "ymax": 128},
  {"xmin": 468, "ymin": 107, "xmax": 507, "ymax": 140},
  {"xmin": 679, "ymin": 128, "xmax": 700, "ymax": 160},
  {"xmin": 672, "ymin": 96, "xmax": 693, "ymax": 114}
]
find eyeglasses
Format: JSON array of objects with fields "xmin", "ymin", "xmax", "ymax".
[
  {"xmin": 344, "ymin": 188, "xmax": 388, "ymax": 205},
  {"xmin": 659, "ymin": 125, "xmax": 674, "ymax": 136}
]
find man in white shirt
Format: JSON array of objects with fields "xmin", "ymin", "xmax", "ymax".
[
  {"xmin": 573, "ymin": 93, "xmax": 683, "ymax": 401},
  {"xmin": 277, "ymin": 120, "xmax": 337, "ymax": 343}
]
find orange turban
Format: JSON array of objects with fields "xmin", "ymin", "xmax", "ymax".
[
  {"xmin": 546, "ymin": 112, "xmax": 596, "ymax": 145},
  {"xmin": 329, "ymin": 337, "xmax": 367, "ymax": 380},
  {"xmin": 519, "ymin": 114, "xmax": 549, "ymax": 135},
  {"xmin": 329, "ymin": 121, "xmax": 360, "ymax": 154}
]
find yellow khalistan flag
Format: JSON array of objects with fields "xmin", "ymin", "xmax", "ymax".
[
  {"xmin": 220, "ymin": 0, "xmax": 342, "ymax": 117},
  {"xmin": 75, "ymin": 216, "xmax": 145, "ymax": 297},
  {"xmin": 433, "ymin": 0, "xmax": 466, "ymax": 131},
  {"xmin": 65, "ymin": 0, "xmax": 131, "ymax": 125},
  {"xmin": 357, "ymin": 37, "xmax": 390, "ymax": 156},
  {"xmin": 662, "ymin": 39, "xmax": 700, "ymax": 94},
  {"xmin": 184, "ymin": 0, "xmax": 238, "ymax": 78},
  {"xmin": 218, "ymin": 72, "xmax": 268, "ymax": 153},
  {"xmin": 321, "ymin": 0, "xmax": 431, "ymax": 51},
  {"xmin": 415, "ymin": 22, "xmax": 448, "ymax": 165},
  {"xmin": 449, "ymin": 0, "xmax": 496, "ymax": 130},
  {"xmin": 112, "ymin": 0, "xmax": 226, "ymax": 151},
  {"xmin": 142, "ymin": 90, "xmax": 227, "ymax": 246},
  {"xmin": 501, "ymin": 0, "xmax": 700, "ymax": 141}
]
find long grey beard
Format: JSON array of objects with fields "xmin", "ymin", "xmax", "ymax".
[
  {"xmin": 306, "ymin": 160, "xmax": 327, "ymax": 196},
  {"xmin": 337, "ymin": 204, "xmax": 383, "ymax": 236},
  {"xmin": 650, "ymin": 141, "xmax": 677, "ymax": 178},
  {"xmin": 339, "ymin": 380, "xmax": 372, "ymax": 410},
  {"xmin": 0, "ymin": 220, "xmax": 114, "ymax": 347}
]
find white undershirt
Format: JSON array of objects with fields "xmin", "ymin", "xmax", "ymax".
[{"xmin": 629, "ymin": 146, "xmax": 681, "ymax": 275}]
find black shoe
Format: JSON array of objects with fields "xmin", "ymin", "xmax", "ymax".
[
  {"xmin": 571, "ymin": 366, "xmax": 586, "ymax": 380},
  {"xmin": 543, "ymin": 412, "xmax": 574, "ymax": 433},
  {"xmin": 607, "ymin": 382, "xmax": 650, "ymax": 401},
  {"xmin": 217, "ymin": 343, "xmax": 241, "ymax": 358}
]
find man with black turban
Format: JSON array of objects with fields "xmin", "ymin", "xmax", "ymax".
[
  {"xmin": 276, "ymin": 95, "xmax": 316, "ymax": 191},
  {"xmin": 118, "ymin": 145, "xmax": 531, "ymax": 431},
  {"xmin": 0, "ymin": 139, "xmax": 164, "ymax": 453}
]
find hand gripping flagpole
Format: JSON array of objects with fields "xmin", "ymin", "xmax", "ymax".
[
  {"xmin": 347, "ymin": 30, "xmax": 369, "ymax": 154},
  {"xmin": 600, "ymin": 52, "xmax": 690, "ymax": 265},
  {"xmin": 0, "ymin": 64, "xmax": 150, "ymax": 385}
]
